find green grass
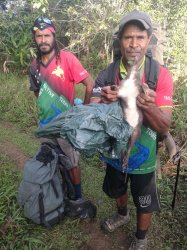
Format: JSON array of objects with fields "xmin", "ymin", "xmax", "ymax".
[
  {"xmin": 149, "ymin": 176, "xmax": 187, "ymax": 249},
  {"xmin": 0, "ymin": 73, "xmax": 38, "ymax": 130}
]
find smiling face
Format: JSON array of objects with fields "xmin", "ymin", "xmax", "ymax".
[
  {"xmin": 120, "ymin": 22, "xmax": 151, "ymax": 67},
  {"xmin": 34, "ymin": 28, "xmax": 55, "ymax": 55}
]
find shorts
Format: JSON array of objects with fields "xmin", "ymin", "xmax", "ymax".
[
  {"xmin": 103, "ymin": 165, "xmax": 160, "ymax": 213},
  {"xmin": 40, "ymin": 137, "xmax": 80, "ymax": 170}
]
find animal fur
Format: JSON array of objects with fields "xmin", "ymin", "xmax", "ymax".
[{"xmin": 118, "ymin": 61, "xmax": 144, "ymax": 174}]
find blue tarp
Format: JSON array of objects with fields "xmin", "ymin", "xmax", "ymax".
[{"xmin": 36, "ymin": 101, "xmax": 133, "ymax": 159}]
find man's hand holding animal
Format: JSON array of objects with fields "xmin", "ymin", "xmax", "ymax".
[
  {"xmin": 137, "ymin": 84, "xmax": 172, "ymax": 133},
  {"xmin": 101, "ymin": 86, "xmax": 119, "ymax": 104},
  {"xmin": 137, "ymin": 83, "xmax": 156, "ymax": 109}
]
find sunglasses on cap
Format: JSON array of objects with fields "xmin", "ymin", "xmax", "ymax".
[
  {"xmin": 32, "ymin": 17, "xmax": 56, "ymax": 33},
  {"xmin": 35, "ymin": 17, "xmax": 52, "ymax": 25}
]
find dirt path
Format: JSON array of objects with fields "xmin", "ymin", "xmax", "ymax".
[
  {"xmin": 79, "ymin": 221, "xmax": 130, "ymax": 250},
  {"xmin": 0, "ymin": 141, "xmax": 28, "ymax": 170}
]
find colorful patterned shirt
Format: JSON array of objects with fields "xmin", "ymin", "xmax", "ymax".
[{"xmin": 29, "ymin": 50, "xmax": 89, "ymax": 126}]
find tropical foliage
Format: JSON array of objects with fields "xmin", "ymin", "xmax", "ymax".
[{"xmin": 0, "ymin": 0, "xmax": 187, "ymax": 74}]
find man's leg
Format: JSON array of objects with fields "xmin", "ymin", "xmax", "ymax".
[
  {"xmin": 116, "ymin": 192, "xmax": 128, "ymax": 216},
  {"xmin": 68, "ymin": 166, "xmax": 81, "ymax": 184},
  {"xmin": 136, "ymin": 212, "xmax": 152, "ymax": 240},
  {"xmin": 68, "ymin": 166, "xmax": 82, "ymax": 199},
  {"xmin": 57, "ymin": 138, "xmax": 82, "ymax": 200},
  {"xmin": 57, "ymin": 138, "xmax": 97, "ymax": 218},
  {"xmin": 101, "ymin": 166, "xmax": 130, "ymax": 232},
  {"xmin": 129, "ymin": 172, "xmax": 160, "ymax": 250},
  {"xmin": 128, "ymin": 213, "xmax": 152, "ymax": 250}
]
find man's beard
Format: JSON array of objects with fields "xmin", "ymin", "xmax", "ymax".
[{"xmin": 37, "ymin": 41, "xmax": 55, "ymax": 55}]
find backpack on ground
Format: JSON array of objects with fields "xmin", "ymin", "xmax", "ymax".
[
  {"xmin": 17, "ymin": 143, "xmax": 97, "ymax": 227},
  {"xmin": 17, "ymin": 143, "xmax": 65, "ymax": 228}
]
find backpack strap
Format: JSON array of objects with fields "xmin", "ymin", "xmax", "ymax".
[
  {"xmin": 38, "ymin": 191, "xmax": 45, "ymax": 224},
  {"xmin": 144, "ymin": 55, "xmax": 160, "ymax": 90},
  {"xmin": 106, "ymin": 59, "xmax": 120, "ymax": 85}
]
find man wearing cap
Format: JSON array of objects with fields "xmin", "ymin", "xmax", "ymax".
[
  {"xmin": 29, "ymin": 18, "xmax": 95, "ymax": 217},
  {"xmin": 91, "ymin": 10, "xmax": 173, "ymax": 249}
]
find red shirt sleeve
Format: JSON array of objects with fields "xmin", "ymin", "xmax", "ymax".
[
  {"xmin": 155, "ymin": 66, "xmax": 173, "ymax": 107},
  {"xmin": 66, "ymin": 52, "xmax": 89, "ymax": 84}
]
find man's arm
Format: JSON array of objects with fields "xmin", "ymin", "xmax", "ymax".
[
  {"xmin": 137, "ymin": 88, "xmax": 172, "ymax": 133},
  {"xmin": 29, "ymin": 64, "xmax": 40, "ymax": 98},
  {"xmin": 81, "ymin": 76, "xmax": 95, "ymax": 104},
  {"xmin": 137, "ymin": 67, "xmax": 173, "ymax": 134}
]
